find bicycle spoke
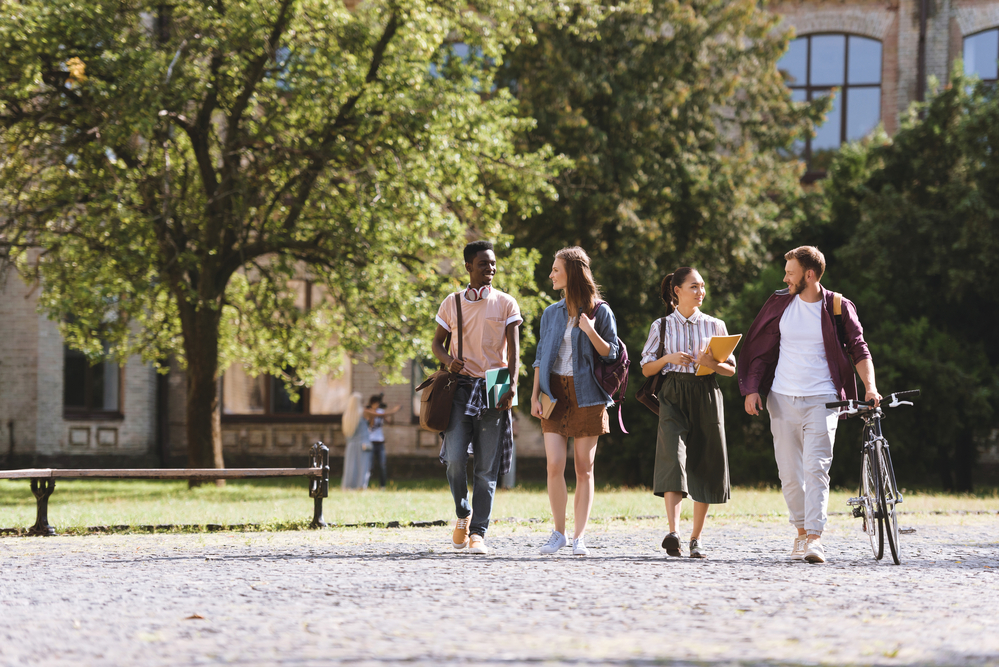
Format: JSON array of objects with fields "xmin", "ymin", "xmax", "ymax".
[
  {"xmin": 880, "ymin": 443, "xmax": 901, "ymax": 565},
  {"xmin": 861, "ymin": 445, "xmax": 882, "ymax": 560}
]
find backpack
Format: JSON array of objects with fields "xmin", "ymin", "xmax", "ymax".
[{"xmin": 589, "ymin": 301, "xmax": 631, "ymax": 433}]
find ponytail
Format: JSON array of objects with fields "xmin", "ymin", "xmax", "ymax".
[{"xmin": 660, "ymin": 266, "xmax": 696, "ymax": 316}]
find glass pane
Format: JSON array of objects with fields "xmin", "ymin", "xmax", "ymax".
[
  {"xmin": 812, "ymin": 91, "xmax": 842, "ymax": 151},
  {"xmin": 778, "ymin": 37, "xmax": 808, "ymax": 85},
  {"xmin": 846, "ymin": 87, "xmax": 881, "ymax": 141},
  {"xmin": 222, "ymin": 366, "xmax": 266, "ymax": 415},
  {"xmin": 272, "ymin": 376, "xmax": 304, "ymax": 414},
  {"xmin": 810, "ymin": 35, "xmax": 846, "ymax": 86},
  {"xmin": 90, "ymin": 361, "xmax": 106, "ymax": 410},
  {"xmin": 848, "ymin": 37, "xmax": 882, "ymax": 84},
  {"xmin": 787, "ymin": 89, "xmax": 807, "ymax": 157},
  {"xmin": 102, "ymin": 360, "xmax": 120, "ymax": 411},
  {"xmin": 964, "ymin": 30, "xmax": 999, "ymax": 80},
  {"xmin": 310, "ymin": 361, "xmax": 352, "ymax": 415},
  {"xmin": 63, "ymin": 347, "xmax": 88, "ymax": 408}
]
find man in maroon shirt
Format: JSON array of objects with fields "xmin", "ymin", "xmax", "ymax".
[{"xmin": 738, "ymin": 246, "xmax": 880, "ymax": 563}]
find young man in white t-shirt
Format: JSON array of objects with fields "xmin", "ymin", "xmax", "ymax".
[
  {"xmin": 431, "ymin": 241, "xmax": 522, "ymax": 555},
  {"xmin": 738, "ymin": 246, "xmax": 880, "ymax": 563}
]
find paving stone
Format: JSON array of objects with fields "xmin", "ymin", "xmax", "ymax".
[{"xmin": 0, "ymin": 514, "xmax": 996, "ymax": 666}]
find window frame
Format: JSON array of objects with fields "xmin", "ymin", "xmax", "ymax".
[
  {"xmin": 220, "ymin": 278, "xmax": 343, "ymax": 424},
  {"xmin": 963, "ymin": 28, "xmax": 999, "ymax": 85},
  {"xmin": 62, "ymin": 347, "xmax": 125, "ymax": 421},
  {"xmin": 782, "ymin": 33, "xmax": 883, "ymax": 181}
]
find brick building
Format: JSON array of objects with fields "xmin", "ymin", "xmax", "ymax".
[{"xmin": 3, "ymin": 0, "xmax": 999, "ymax": 473}]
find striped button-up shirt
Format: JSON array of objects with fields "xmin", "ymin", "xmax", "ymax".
[{"xmin": 641, "ymin": 309, "xmax": 732, "ymax": 374}]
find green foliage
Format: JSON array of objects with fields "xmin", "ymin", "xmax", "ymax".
[
  {"xmin": 816, "ymin": 73, "xmax": 999, "ymax": 490},
  {"xmin": 497, "ymin": 0, "xmax": 828, "ymax": 482},
  {"xmin": 721, "ymin": 72, "xmax": 999, "ymax": 491},
  {"xmin": 0, "ymin": 0, "xmax": 569, "ymax": 460}
]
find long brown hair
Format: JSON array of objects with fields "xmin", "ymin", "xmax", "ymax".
[
  {"xmin": 555, "ymin": 247, "xmax": 602, "ymax": 318},
  {"xmin": 660, "ymin": 267, "xmax": 696, "ymax": 316}
]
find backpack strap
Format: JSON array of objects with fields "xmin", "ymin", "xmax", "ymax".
[{"xmin": 831, "ymin": 291, "xmax": 848, "ymax": 354}]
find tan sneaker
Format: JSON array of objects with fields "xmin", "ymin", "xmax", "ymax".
[
  {"xmin": 467, "ymin": 534, "xmax": 488, "ymax": 554},
  {"xmin": 790, "ymin": 535, "xmax": 808, "ymax": 561},
  {"xmin": 452, "ymin": 515, "xmax": 471, "ymax": 549},
  {"xmin": 804, "ymin": 538, "xmax": 826, "ymax": 563}
]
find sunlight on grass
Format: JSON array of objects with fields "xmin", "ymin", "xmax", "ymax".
[{"xmin": 1, "ymin": 479, "xmax": 996, "ymax": 531}]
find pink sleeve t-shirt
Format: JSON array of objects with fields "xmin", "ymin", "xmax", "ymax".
[{"xmin": 436, "ymin": 289, "xmax": 523, "ymax": 379}]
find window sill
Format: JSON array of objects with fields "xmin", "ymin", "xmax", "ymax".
[
  {"xmin": 221, "ymin": 414, "xmax": 343, "ymax": 425},
  {"xmin": 63, "ymin": 411, "xmax": 125, "ymax": 422}
]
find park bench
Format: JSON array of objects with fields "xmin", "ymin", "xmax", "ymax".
[{"xmin": 0, "ymin": 442, "xmax": 330, "ymax": 536}]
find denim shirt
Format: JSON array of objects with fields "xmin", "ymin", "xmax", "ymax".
[{"xmin": 533, "ymin": 299, "xmax": 620, "ymax": 408}]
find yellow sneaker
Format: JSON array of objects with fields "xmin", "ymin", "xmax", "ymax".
[{"xmin": 452, "ymin": 515, "xmax": 471, "ymax": 549}]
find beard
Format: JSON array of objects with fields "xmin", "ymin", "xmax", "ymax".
[{"xmin": 789, "ymin": 277, "xmax": 807, "ymax": 295}]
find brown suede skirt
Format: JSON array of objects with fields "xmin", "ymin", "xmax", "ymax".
[{"xmin": 541, "ymin": 374, "xmax": 609, "ymax": 438}]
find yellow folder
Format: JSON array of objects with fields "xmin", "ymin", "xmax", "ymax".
[{"xmin": 694, "ymin": 334, "xmax": 742, "ymax": 376}]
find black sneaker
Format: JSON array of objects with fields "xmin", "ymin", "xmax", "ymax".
[{"xmin": 661, "ymin": 531, "xmax": 682, "ymax": 557}]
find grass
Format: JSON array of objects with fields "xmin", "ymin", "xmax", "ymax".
[{"xmin": 2, "ymin": 478, "xmax": 996, "ymax": 533}]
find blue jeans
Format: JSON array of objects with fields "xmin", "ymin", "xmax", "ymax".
[{"xmin": 442, "ymin": 384, "xmax": 504, "ymax": 536}]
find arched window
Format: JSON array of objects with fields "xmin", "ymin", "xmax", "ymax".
[
  {"xmin": 778, "ymin": 34, "xmax": 883, "ymax": 173},
  {"xmin": 964, "ymin": 28, "xmax": 998, "ymax": 83}
]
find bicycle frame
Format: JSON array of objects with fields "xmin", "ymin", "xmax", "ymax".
[{"xmin": 831, "ymin": 390, "xmax": 917, "ymax": 565}]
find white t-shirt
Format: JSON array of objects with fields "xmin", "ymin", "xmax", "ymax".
[{"xmin": 771, "ymin": 295, "xmax": 837, "ymax": 397}]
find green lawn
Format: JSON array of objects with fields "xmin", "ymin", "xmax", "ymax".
[{"xmin": 2, "ymin": 478, "xmax": 996, "ymax": 533}]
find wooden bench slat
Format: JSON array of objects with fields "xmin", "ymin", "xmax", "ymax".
[{"xmin": 0, "ymin": 468, "xmax": 322, "ymax": 480}]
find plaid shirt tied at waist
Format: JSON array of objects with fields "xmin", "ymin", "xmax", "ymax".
[{"xmin": 438, "ymin": 376, "xmax": 515, "ymax": 476}]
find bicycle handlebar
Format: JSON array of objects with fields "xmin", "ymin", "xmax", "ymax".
[{"xmin": 825, "ymin": 390, "xmax": 919, "ymax": 411}]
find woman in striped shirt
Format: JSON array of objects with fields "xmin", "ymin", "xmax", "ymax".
[{"xmin": 641, "ymin": 267, "xmax": 735, "ymax": 559}]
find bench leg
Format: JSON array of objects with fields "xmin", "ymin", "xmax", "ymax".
[
  {"xmin": 28, "ymin": 478, "xmax": 56, "ymax": 536},
  {"xmin": 311, "ymin": 496, "xmax": 326, "ymax": 529},
  {"xmin": 309, "ymin": 441, "xmax": 330, "ymax": 529}
]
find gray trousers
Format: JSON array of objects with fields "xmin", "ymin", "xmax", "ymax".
[{"xmin": 767, "ymin": 392, "xmax": 840, "ymax": 535}]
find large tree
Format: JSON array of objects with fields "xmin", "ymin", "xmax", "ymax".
[
  {"xmin": 0, "ymin": 0, "xmax": 565, "ymax": 470},
  {"xmin": 498, "ymin": 0, "xmax": 826, "ymax": 481}
]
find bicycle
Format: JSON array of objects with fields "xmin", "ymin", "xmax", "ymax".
[{"xmin": 825, "ymin": 390, "xmax": 919, "ymax": 565}]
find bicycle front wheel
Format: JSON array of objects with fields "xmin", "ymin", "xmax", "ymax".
[
  {"xmin": 860, "ymin": 445, "xmax": 884, "ymax": 560},
  {"xmin": 879, "ymin": 442, "xmax": 901, "ymax": 565}
]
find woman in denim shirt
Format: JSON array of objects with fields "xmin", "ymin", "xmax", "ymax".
[{"xmin": 531, "ymin": 247, "xmax": 619, "ymax": 556}]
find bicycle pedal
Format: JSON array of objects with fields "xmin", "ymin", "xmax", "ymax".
[
  {"xmin": 852, "ymin": 507, "xmax": 864, "ymax": 518},
  {"xmin": 847, "ymin": 497, "xmax": 861, "ymax": 506}
]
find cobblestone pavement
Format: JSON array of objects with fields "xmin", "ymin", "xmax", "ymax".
[{"xmin": 1, "ymin": 514, "xmax": 996, "ymax": 667}]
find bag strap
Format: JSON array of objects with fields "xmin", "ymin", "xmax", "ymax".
[
  {"xmin": 456, "ymin": 291, "xmax": 463, "ymax": 361},
  {"xmin": 833, "ymin": 292, "xmax": 842, "ymax": 317},
  {"xmin": 437, "ymin": 292, "xmax": 464, "ymax": 371},
  {"xmin": 656, "ymin": 317, "xmax": 666, "ymax": 359}
]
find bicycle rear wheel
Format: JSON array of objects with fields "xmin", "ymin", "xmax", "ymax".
[
  {"xmin": 860, "ymin": 445, "xmax": 884, "ymax": 560},
  {"xmin": 879, "ymin": 442, "xmax": 901, "ymax": 565}
]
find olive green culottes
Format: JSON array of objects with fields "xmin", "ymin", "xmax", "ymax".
[{"xmin": 653, "ymin": 372, "xmax": 731, "ymax": 504}]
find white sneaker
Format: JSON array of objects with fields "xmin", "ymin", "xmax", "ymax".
[
  {"xmin": 539, "ymin": 530, "xmax": 567, "ymax": 555},
  {"xmin": 467, "ymin": 534, "xmax": 489, "ymax": 554},
  {"xmin": 572, "ymin": 536, "xmax": 589, "ymax": 556},
  {"xmin": 804, "ymin": 538, "xmax": 826, "ymax": 563},
  {"xmin": 790, "ymin": 536, "xmax": 808, "ymax": 561}
]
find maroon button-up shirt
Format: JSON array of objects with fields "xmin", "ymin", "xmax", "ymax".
[{"xmin": 737, "ymin": 285, "xmax": 872, "ymax": 402}]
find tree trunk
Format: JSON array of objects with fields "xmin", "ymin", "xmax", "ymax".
[{"xmin": 181, "ymin": 303, "xmax": 225, "ymax": 486}]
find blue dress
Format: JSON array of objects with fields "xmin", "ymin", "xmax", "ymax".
[{"xmin": 341, "ymin": 418, "xmax": 373, "ymax": 490}]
